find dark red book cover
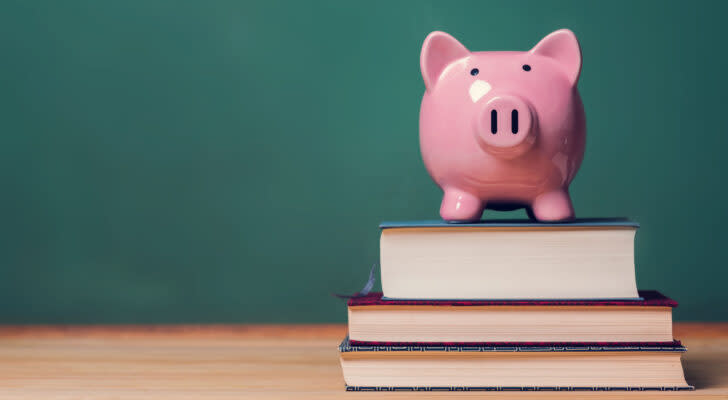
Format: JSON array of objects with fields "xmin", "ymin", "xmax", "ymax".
[{"xmin": 348, "ymin": 290, "xmax": 677, "ymax": 308}]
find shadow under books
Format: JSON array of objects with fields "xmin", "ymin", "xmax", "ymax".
[{"xmin": 683, "ymin": 354, "xmax": 726, "ymax": 390}]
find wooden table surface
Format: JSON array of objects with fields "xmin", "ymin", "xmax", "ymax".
[{"xmin": 0, "ymin": 323, "xmax": 726, "ymax": 399}]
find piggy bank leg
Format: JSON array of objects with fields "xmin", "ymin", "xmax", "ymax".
[
  {"xmin": 531, "ymin": 190, "xmax": 574, "ymax": 221},
  {"xmin": 440, "ymin": 189, "xmax": 483, "ymax": 222}
]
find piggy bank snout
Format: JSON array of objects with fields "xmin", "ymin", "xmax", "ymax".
[{"xmin": 475, "ymin": 96, "xmax": 535, "ymax": 155}]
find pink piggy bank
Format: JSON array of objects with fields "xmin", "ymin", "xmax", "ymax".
[{"xmin": 419, "ymin": 29, "xmax": 585, "ymax": 222}]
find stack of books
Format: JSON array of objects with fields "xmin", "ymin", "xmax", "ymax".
[{"xmin": 339, "ymin": 219, "xmax": 691, "ymax": 391}]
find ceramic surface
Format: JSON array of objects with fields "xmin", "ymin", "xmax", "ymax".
[{"xmin": 419, "ymin": 29, "xmax": 586, "ymax": 222}]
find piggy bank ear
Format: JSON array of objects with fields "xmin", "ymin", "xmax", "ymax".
[
  {"xmin": 530, "ymin": 29, "xmax": 582, "ymax": 86},
  {"xmin": 420, "ymin": 31, "xmax": 470, "ymax": 91}
]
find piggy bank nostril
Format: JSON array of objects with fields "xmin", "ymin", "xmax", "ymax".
[
  {"xmin": 490, "ymin": 110, "xmax": 498, "ymax": 134},
  {"xmin": 477, "ymin": 96, "xmax": 532, "ymax": 148}
]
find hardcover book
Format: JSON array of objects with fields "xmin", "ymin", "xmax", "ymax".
[
  {"xmin": 339, "ymin": 338, "xmax": 692, "ymax": 390},
  {"xmin": 379, "ymin": 219, "xmax": 640, "ymax": 300},
  {"xmin": 347, "ymin": 291, "xmax": 677, "ymax": 344}
]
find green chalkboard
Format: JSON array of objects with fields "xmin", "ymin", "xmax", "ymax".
[{"xmin": 0, "ymin": 0, "xmax": 726, "ymax": 323}]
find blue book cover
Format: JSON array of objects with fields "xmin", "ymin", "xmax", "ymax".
[
  {"xmin": 340, "ymin": 338, "xmax": 693, "ymax": 391},
  {"xmin": 380, "ymin": 218, "xmax": 639, "ymax": 229},
  {"xmin": 346, "ymin": 386, "xmax": 694, "ymax": 392},
  {"xmin": 339, "ymin": 337, "xmax": 687, "ymax": 354}
]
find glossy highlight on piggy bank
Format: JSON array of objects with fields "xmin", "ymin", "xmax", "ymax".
[{"xmin": 419, "ymin": 29, "xmax": 586, "ymax": 222}]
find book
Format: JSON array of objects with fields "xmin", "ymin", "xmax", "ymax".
[
  {"xmin": 338, "ymin": 338, "xmax": 692, "ymax": 390},
  {"xmin": 379, "ymin": 219, "xmax": 639, "ymax": 300},
  {"xmin": 347, "ymin": 291, "xmax": 676, "ymax": 344}
]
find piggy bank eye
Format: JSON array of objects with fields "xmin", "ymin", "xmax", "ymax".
[
  {"xmin": 522, "ymin": 64, "xmax": 531, "ymax": 71},
  {"xmin": 470, "ymin": 68, "xmax": 479, "ymax": 76}
]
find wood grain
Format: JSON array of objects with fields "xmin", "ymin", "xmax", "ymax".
[{"xmin": 0, "ymin": 323, "xmax": 725, "ymax": 399}]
